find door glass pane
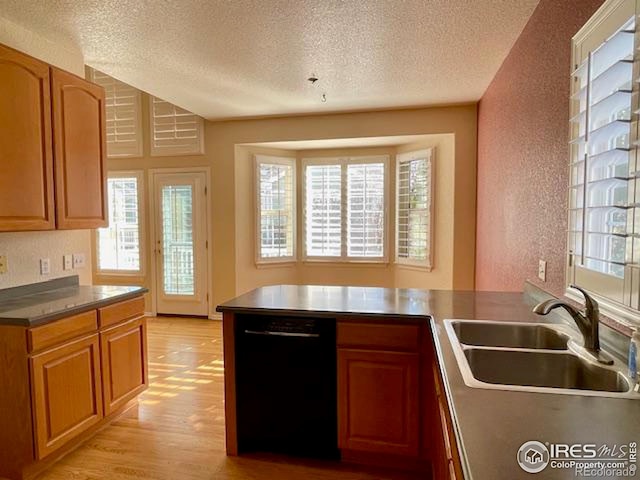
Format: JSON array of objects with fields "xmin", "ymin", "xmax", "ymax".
[{"xmin": 162, "ymin": 185, "xmax": 194, "ymax": 295}]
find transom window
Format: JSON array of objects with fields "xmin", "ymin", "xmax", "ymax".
[
  {"xmin": 97, "ymin": 172, "xmax": 143, "ymax": 273},
  {"xmin": 303, "ymin": 156, "xmax": 388, "ymax": 262}
]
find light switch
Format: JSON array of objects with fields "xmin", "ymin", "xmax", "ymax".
[
  {"xmin": 40, "ymin": 258, "xmax": 51, "ymax": 276},
  {"xmin": 0, "ymin": 255, "xmax": 7, "ymax": 274},
  {"xmin": 73, "ymin": 253, "xmax": 86, "ymax": 269},
  {"xmin": 63, "ymin": 254, "xmax": 73, "ymax": 271}
]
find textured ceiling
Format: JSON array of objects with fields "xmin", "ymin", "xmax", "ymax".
[{"xmin": 0, "ymin": 0, "xmax": 539, "ymax": 120}]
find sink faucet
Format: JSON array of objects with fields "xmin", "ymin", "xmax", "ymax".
[{"xmin": 533, "ymin": 285, "xmax": 612, "ymax": 365}]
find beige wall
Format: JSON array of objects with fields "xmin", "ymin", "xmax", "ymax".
[
  {"xmin": 208, "ymin": 105, "xmax": 478, "ymax": 308},
  {"xmin": 0, "ymin": 18, "xmax": 93, "ymax": 289}
]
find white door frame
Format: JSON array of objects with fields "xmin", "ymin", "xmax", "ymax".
[{"xmin": 148, "ymin": 167, "xmax": 213, "ymax": 318}]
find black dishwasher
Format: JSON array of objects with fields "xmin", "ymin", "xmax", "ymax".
[{"xmin": 235, "ymin": 315, "xmax": 338, "ymax": 459}]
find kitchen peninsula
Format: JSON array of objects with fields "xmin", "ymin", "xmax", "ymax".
[{"xmin": 217, "ymin": 284, "xmax": 640, "ymax": 480}]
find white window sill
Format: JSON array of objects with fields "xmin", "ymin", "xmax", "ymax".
[
  {"xmin": 302, "ymin": 259, "xmax": 389, "ymax": 267},
  {"xmin": 255, "ymin": 260, "xmax": 298, "ymax": 269}
]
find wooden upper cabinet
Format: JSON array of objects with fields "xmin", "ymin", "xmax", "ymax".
[
  {"xmin": 51, "ymin": 68, "xmax": 107, "ymax": 229},
  {"xmin": 0, "ymin": 45, "xmax": 55, "ymax": 231}
]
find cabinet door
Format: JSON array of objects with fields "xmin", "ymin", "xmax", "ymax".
[
  {"xmin": 338, "ymin": 349, "xmax": 419, "ymax": 457},
  {"xmin": 51, "ymin": 68, "xmax": 107, "ymax": 229},
  {"xmin": 0, "ymin": 44, "xmax": 55, "ymax": 231},
  {"xmin": 100, "ymin": 316, "xmax": 148, "ymax": 415},
  {"xmin": 30, "ymin": 334, "xmax": 103, "ymax": 459}
]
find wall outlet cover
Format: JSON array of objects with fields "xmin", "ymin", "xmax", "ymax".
[
  {"xmin": 73, "ymin": 253, "xmax": 86, "ymax": 269},
  {"xmin": 63, "ymin": 254, "xmax": 73, "ymax": 271},
  {"xmin": 40, "ymin": 258, "xmax": 51, "ymax": 276},
  {"xmin": 538, "ymin": 260, "xmax": 547, "ymax": 282}
]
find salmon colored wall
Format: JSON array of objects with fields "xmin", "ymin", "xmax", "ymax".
[{"xmin": 476, "ymin": 0, "xmax": 605, "ymax": 296}]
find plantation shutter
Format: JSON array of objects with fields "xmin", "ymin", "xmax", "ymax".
[
  {"xmin": 90, "ymin": 69, "xmax": 143, "ymax": 158},
  {"xmin": 305, "ymin": 164, "xmax": 342, "ymax": 257},
  {"xmin": 347, "ymin": 162, "xmax": 385, "ymax": 257},
  {"xmin": 396, "ymin": 149, "xmax": 433, "ymax": 267},
  {"xmin": 150, "ymin": 96, "xmax": 204, "ymax": 156},
  {"xmin": 256, "ymin": 156, "xmax": 296, "ymax": 261}
]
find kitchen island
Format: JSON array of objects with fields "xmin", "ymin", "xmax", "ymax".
[{"xmin": 217, "ymin": 284, "xmax": 640, "ymax": 480}]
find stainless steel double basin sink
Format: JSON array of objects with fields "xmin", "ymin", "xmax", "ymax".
[{"xmin": 445, "ymin": 320, "xmax": 638, "ymax": 398}]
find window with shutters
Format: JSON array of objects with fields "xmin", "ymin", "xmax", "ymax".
[
  {"xmin": 150, "ymin": 96, "xmax": 205, "ymax": 156},
  {"xmin": 97, "ymin": 172, "xmax": 144, "ymax": 274},
  {"xmin": 303, "ymin": 156, "xmax": 388, "ymax": 262},
  {"xmin": 567, "ymin": 0, "xmax": 640, "ymax": 324},
  {"xmin": 396, "ymin": 149, "xmax": 434, "ymax": 269},
  {"xmin": 89, "ymin": 69, "xmax": 143, "ymax": 158},
  {"xmin": 255, "ymin": 156, "xmax": 296, "ymax": 262}
]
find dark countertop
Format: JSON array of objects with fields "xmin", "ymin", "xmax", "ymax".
[
  {"xmin": 217, "ymin": 284, "xmax": 433, "ymax": 319},
  {"xmin": 0, "ymin": 276, "xmax": 147, "ymax": 327},
  {"xmin": 218, "ymin": 285, "xmax": 640, "ymax": 480}
]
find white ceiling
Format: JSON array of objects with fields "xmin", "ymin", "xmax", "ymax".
[{"xmin": 0, "ymin": 0, "xmax": 539, "ymax": 120}]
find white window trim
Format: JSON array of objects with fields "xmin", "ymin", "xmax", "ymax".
[
  {"xmin": 254, "ymin": 155, "xmax": 297, "ymax": 265},
  {"xmin": 302, "ymin": 155, "xmax": 390, "ymax": 264},
  {"xmin": 395, "ymin": 148, "xmax": 434, "ymax": 270},
  {"xmin": 149, "ymin": 97, "xmax": 205, "ymax": 157},
  {"xmin": 95, "ymin": 170, "xmax": 146, "ymax": 277}
]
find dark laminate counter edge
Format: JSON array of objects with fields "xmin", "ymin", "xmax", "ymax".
[
  {"xmin": 216, "ymin": 305, "xmax": 431, "ymax": 322},
  {"xmin": 429, "ymin": 318, "xmax": 472, "ymax": 479},
  {"xmin": 0, "ymin": 286, "xmax": 148, "ymax": 327}
]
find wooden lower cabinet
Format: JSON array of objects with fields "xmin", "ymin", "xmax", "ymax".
[
  {"xmin": 432, "ymin": 363, "xmax": 464, "ymax": 480},
  {"xmin": 100, "ymin": 316, "xmax": 148, "ymax": 415},
  {"xmin": 0, "ymin": 295, "xmax": 147, "ymax": 480},
  {"xmin": 338, "ymin": 349, "xmax": 420, "ymax": 456},
  {"xmin": 30, "ymin": 334, "xmax": 103, "ymax": 459}
]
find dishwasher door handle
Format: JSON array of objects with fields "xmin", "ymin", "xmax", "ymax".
[{"xmin": 243, "ymin": 329, "xmax": 320, "ymax": 338}]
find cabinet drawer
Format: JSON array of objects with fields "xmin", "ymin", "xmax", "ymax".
[
  {"xmin": 98, "ymin": 296, "xmax": 145, "ymax": 329},
  {"xmin": 337, "ymin": 322, "xmax": 420, "ymax": 351},
  {"xmin": 28, "ymin": 310, "xmax": 98, "ymax": 353}
]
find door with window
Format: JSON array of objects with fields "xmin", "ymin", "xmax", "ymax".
[{"xmin": 153, "ymin": 172, "xmax": 208, "ymax": 316}]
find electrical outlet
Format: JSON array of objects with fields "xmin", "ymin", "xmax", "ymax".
[
  {"xmin": 40, "ymin": 258, "xmax": 51, "ymax": 276},
  {"xmin": 0, "ymin": 255, "xmax": 7, "ymax": 274},
  {"xmin": 538, "ymin": 260, "xmax": 547, "ymax": 282},
  {"xmin": 73, "ymin": 253, "xmax": 86, "ymax": 269},
  {"xmin": 63, "ymin": 254, "xmax": 73, "ymax": 271}
]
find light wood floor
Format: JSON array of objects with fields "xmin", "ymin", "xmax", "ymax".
[{"xmin": 36, "ymin": 317, "xmax": 422, "ymax": 480}]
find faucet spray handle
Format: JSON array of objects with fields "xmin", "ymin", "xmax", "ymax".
[{"xmin": 569, "ymin": 284, "xmax": 599, "ymax": 317}]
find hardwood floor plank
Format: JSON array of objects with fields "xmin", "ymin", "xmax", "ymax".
[{"xmin": 36, "ymin": 317, "xmax": 422, "ymax": 480}]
